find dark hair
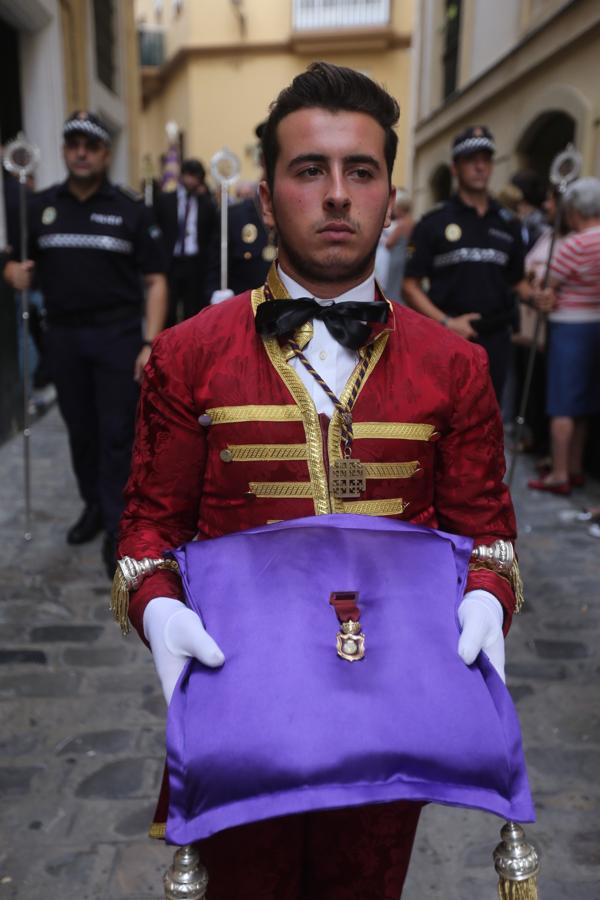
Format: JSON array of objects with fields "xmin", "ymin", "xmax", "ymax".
[
  {"xmin": 511, "ymin": 170, "xmax": 547, "ymax": 209},
  {"xmin": 181, "ymin": 158, "xmax": 206, "ymax": 181},
  {"xmin": 261, "ymin": 62, "xmax": 399, "ymax": 188}
]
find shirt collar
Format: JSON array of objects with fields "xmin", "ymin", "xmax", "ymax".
[{"xmin": 277, "ymin": 264, "xmax": 376, "ymax": 304}]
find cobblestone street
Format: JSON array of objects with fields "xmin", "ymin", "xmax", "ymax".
[{"xmin": 0, "ymin": 406, "xmax": 599, "ymax": 899}]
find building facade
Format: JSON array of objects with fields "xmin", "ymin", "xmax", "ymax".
[
  {"xmin": 0, "ymin": 0, "xmax": 140, "ymax": 192},
  {"xmin": 411, "ymin": 0, "xmax": 600, "ymax": 215},
  {"xmin": 135, "ymin": 0, "xmax": 415, "ymax": 188}
]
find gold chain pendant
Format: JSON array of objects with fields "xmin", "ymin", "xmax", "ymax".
[{"xmin": 330, "ymin": 458, "xmax": 366, "ymax": 499}]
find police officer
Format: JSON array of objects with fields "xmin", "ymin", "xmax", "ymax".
[
  {"xmin": 3, "ymin": 111, "xmax": 168, "ymax": 575},
  {"xmin": 224, "ymin": 192, "xmax": 276, "ymax": 294},
  {"xmin": 403, "ymin": 126, "xmax": 525, "ymax": 401}
]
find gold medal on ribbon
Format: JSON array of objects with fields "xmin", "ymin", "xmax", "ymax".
[{"xmin": 336, "ymin": 620, "xmax": 366, "ymax": 661}]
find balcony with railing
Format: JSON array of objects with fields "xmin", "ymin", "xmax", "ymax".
[
  {"xmin": 138, "ymin": 25, "xmax": 165, "ymax": 105},
  {"xmin": 293, "ymin": 0, "xmax": 390, "ymax": 29},
  {"xmin": 291, "ymin": 0, "xmax": 396, "ymax": 51}
]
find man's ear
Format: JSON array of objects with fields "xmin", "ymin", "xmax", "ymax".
[
  {"xmin": 259, "ymin": 180, "xmax": 275, "ymax": 229},
  {"xmin": 384, "ymin": 186, "xmax": 397, "ymax": 229}
]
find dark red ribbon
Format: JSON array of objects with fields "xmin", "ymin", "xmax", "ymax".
[{"xmin": 329, "ymin": 591, "xmax": 361, "ymax": 623}]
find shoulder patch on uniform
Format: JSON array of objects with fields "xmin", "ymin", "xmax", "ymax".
[{"xmin": 117, "ymin": 184, "xmax": 143, "ymax": 202}]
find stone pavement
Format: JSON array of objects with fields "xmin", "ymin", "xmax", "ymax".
[{"xmin": 0, "ymin": 406, "xmax": 598, "ymax": 900}]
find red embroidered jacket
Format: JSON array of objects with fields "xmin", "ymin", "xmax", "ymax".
[{"xmin": 119, "ymin": 270, "xmax": 518, "ymax": 640}]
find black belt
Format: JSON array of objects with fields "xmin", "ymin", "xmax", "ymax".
[{"xmin": 46, "ymin": 306, "xmax": 141, "ymax": 327}]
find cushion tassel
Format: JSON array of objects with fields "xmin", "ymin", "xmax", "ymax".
[
  {"xmin": 510, "ymin": 559, "xmax": 525, "ymax": 614},
  {"xmin": 497, "ymin": 879, "xmax": 539, "ymax": 900},
  {"xmin": 494, "ymin": 822, "xmax": 540, "ymax": 900},
  {"xmin": 110, "ymin": 566, "xmax": 131, "ymax": 636}
]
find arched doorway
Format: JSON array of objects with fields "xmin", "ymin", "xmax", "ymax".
[
  {"xmin": 429, "ymin": 163, "xmax": 452, "ymax": 205},
  {"xmin": 516, "ymin": 111, "xmax": 576, "ymax": 179}
]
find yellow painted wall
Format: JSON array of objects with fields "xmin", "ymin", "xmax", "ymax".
[
  {"xmin": 140, "ymin": 63, "xmax": 191, "ymax": 167},
  {"xmin": 137, "ymin": 0, "xmax": 414, "ymax": 189},
  {"xmin": 182, "ymin": 49, "xmax": 412, "ymax": 186}
]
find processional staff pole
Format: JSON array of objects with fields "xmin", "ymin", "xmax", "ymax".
[
  {"xmin": 210, "ymin": 148, "xmax": 240, "ymax": 291},
  {"xmin": 3, "ymin": 133, "xmax": 41, "ymax": 541},
  {"xmin": 507, "ymin": 144, "xmax": 581, "ymax": 488}
]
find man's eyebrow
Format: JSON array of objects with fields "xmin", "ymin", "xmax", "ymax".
[
  {"xmin": 345, "ymin": 154, "xmax": 381, "ymax": 170},
  {"xmin": 287, "ymin": 153, "xmax": 381, "ymax": 170},
  {"xmin": 287, "ymin": 153, "xmax": 328, "ymax": 169}
]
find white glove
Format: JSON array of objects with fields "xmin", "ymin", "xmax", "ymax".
[
  {"xmin": 210, "ymin": 288, "xmax": 234, "ymax": 305},
  {"xmin": 457, "ymin": 590, "xmax": 505, "ymax": 682},
  {"xmin": 143, "ymin": 596, "xmax": 225, "ymax": 703}
]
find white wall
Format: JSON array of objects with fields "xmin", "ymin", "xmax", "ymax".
[{"xmin": 13, "ymin": 0, "xmax": 66, "ymax": 188}]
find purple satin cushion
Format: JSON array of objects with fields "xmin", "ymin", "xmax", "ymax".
[{"xmin": 165, "ymin": 514, "xmax": 534, "ymax": 845}]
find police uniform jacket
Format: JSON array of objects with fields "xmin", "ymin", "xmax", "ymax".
[
  {"xmin": 207, "ymin": 198, "xmax": 272, "ymax": 296},
  {"xmin": 21, "ymin": 179, "xmax": 166, "ymax": 324},
  {"xmin": 405, "ymin": 194, "xmax": 525, "ymax": 333},
  {"xmin": 119, "ymin": 264, "xmax": 519, "ymax": 644}
]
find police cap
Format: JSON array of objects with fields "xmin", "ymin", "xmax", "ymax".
[
  {"xmin": 63, "ymin": 110, "xmax": 111, "ymax": 145},
  {"xmin": 452, "ymin": 125, "xmax": 495, "ymax": 160}
]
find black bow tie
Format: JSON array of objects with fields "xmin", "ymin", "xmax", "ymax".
[{"xmin": 255, "ymin": 298, "xmax": 388, "ymax": 351}]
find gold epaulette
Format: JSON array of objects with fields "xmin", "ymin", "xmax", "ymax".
[{"xmin": 110, "ymin": 556, "xmax": 180, "ymax": 636}]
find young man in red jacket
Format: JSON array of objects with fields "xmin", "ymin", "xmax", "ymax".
[{"xmin": 117, "ymin": 63, "xmax": 519, "ymax": 899}]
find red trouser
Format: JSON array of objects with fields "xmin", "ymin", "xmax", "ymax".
[{"xmin": 197, "ymin": 801, "xmax": 422, "ymax": 899}]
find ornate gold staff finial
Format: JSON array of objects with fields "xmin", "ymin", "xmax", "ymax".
[{"xmin": 493, "ymin": 821, "xmax": 540, "ymax": 900}]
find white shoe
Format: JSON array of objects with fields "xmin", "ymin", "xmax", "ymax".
[
  {"xmin": 558, "ymin": 508, "xmax": 594, "ymax": 524},
  {"xmin": 589, "ymin": 523, "xmax": 600, "ymax": 539}
]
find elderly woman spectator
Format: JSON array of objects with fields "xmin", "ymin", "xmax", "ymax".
[{"xmin": 528, "ymin": 177, "xmax": 600, "ymax": 494}]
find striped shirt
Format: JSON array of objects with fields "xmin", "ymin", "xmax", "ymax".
[{"xmin": 549, "ymin": 224, "xmax": 600, "ymax": 322}]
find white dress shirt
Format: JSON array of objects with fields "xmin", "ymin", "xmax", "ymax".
[
  {"xmin": 277, "ymin": 266, "xmax": 376, "ymax": 417},
  {"xmin": 174, "ymin": 184, "xmax": 199, "ymax": 257}
]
